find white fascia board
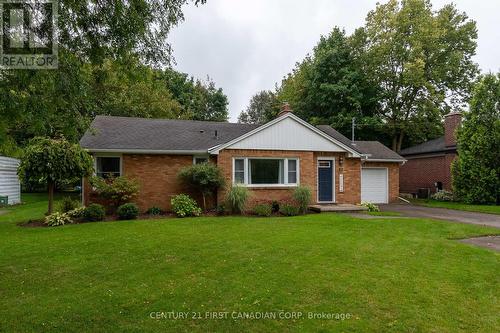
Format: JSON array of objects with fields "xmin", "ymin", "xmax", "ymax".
[
  {"xmin": 85, "ymin": 149, "xmax": 208, "ymax": 155},
  {"xmin": 208, "ymin": 113, "xmax": 361, "ymax": 157},
  {"xmin": 363, "ymin": 158, "xmax": 407, "ymax": 164}
]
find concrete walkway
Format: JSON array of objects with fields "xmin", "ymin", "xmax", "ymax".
[
  {"xmin": 459, "ymin": 236, "xmax": 500, "ymax": 252},
  {"xmin": 381, "ymin": 204, "xmax": 500, "ymax": 229}
]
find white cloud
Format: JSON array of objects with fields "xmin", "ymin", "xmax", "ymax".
[{"xmin": 169, "ymin": 0, "xmax": 500, "ymax": 121}]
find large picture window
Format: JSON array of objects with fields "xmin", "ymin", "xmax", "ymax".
[
  {"xmin": 233, "ymin": 157, "xmax": 299, "ymax": 186},
  {"xmin": 96, "ymin": 156, "xmax": 121, "ymax": 178}
]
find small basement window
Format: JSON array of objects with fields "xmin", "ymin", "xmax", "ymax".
[{"xmin": 96, "ymin": 156, "xmax": 121, "ymax": 178}]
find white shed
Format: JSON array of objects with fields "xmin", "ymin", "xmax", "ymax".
[{"xmin": 0, "ymin": 156, "xmax": 21, "ymax": 205}]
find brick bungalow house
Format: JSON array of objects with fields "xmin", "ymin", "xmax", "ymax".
[
  {"xmin": 399, "ymin": 112, "xmax": 462, "ymax": 196},
  {"xmin": 80, "ymin": 108, "xmax": 405, "ymax": 211}
]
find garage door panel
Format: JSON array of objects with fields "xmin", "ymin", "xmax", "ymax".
[{"xmin": 361, "ymin": 168, "xmax": 388, "ymax": 204}]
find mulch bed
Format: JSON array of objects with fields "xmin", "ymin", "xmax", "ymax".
[{"xmin": 19, "ymin": 213, "xmax": 178, "ymax": 228}]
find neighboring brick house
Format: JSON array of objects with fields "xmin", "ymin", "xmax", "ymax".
[
  {"xmin": 399, "ymin": 112, "xmax": 462, "ymax": 196},
  {"xmin": 80, "ymin": 108, "xmax": 405, "ymax": 211}
]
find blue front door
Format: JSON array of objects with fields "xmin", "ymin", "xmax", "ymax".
[{"xmin": 318, "ymin": 160, "xmax": 334, "ymax": 202}]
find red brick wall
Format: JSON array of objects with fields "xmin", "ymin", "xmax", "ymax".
[
  {"xmin": 363, "ymin": 161, "xmax": 400, "ymax": 203},
  {"xmin": 216, "ymin": 149, "xmax": 368, "ymax": 207},
  {"xmin": 84, "ymin": 154, "xmax": 212, "ymax": 212},
  {"xmin": 83, "ymin": 151, "xmax": 401, "ymax": 211},
  {"xmin": 399, "ymin": 153, "xmax": 456, "ymax": 194}
]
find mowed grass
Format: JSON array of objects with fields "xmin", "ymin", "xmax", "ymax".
[
  {"xmin": 0, "ymin": 194, "xmax": 499, "ymax": 332},
  {"xmin": 413, "ymin": 199, "xmax": 500, "ymax": 215}
]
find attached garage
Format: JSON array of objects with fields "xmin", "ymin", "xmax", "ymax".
[{"xmin": 361, "ymin": 168, "xmax": 388, "ymax": 204}]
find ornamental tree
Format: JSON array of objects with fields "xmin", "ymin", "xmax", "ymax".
[
  {"xmin": 178, "ymin": 163, "xmax": 225, "ymax": 211},
  {"xmin": 452, "ymin": 74, "xmax": 500, "ymax": 204},
  {"xmin": 18, "ymin": 137, "xmax": 94, "ymax": 214}
]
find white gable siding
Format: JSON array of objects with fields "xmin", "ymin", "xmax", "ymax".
[
  {"xmin": 228, "ymin": 117, "xmax": 347, "ymax": 152},
  {"xmin": 0, "ymin": 156, "xmax": 21, "ymax": 205}
]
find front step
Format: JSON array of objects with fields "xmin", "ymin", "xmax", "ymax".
[{"xmin": 309, "ymin": 204, "xmax": 368, "ymax": 213}]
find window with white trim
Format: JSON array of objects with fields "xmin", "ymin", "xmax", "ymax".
[
  {"xmin": 96, "ymin": 157, "xmax": 121, "ymax": 178},
  {"xmin": 193, "ymin": 157, "xmax": 208, "ymax": 165},
  {"xmin": 233, "ymin": 158, "xmax": 299, "ymax": 186}
]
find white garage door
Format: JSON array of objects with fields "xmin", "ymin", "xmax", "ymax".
[{"xmin": 361, "ymin": 168, "xmax": 388, "ymax": 204}]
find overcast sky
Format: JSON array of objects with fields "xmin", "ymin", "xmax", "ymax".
[{"xmin": 169, "ymin": 0, "xmax": 500, "ymax": 121}]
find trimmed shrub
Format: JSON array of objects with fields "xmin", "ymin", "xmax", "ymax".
[
  {"xmin": 90, "ymin": 176, "xmax": 139, "ymax": 210},
  {"xmin": 177, "ymin": 163, "xmax": 225, "ymax": 210},
  {"xmin": 271, "ymin": 201, "xmax": 280, "ymax": 213},
  {"xmin": 280, "ymin": 204, "xmax": 300, "ymax": 216},
  {"xmin": 45, "ymin": 212, "xmax": 73, "ymax": 226},
  {"xmin": 225, "ymin": 185, "xmax": 250, "ymax": 214},
  {"xmin": 253, "ymin": 203, "xmax": 272, "ymax": 217},
  {"xmin": 67, "ymin": 207, "xmax": 86, "ymax": 219},
  {"xmin": 171, "ymin": 194, "xmax": 202, "ymax": 218},
  {"xmin": 216, "ymin": 204, "xmax": 226, "ymax": 216},
  {"xmin": 293, "ymin": 186, "xmax": 311, "ymax": 214},
  {"xmin": 146, "ymin": 206, "xmax": 163, "ymax": 216},
  {"xmin": 430, "ymin": 190, "xmax": 454, "ymax": 202},
  {"xmin": 83, "ymin": 203, "xmax": 106, "ymax": 222},
  {"xmin": 361, "ymin": 202, "xmax": 380, "ymax": 212},
  {"xmin": 117, "ymin": 203, "xmax": 139, "ymax": 220},
  {"xmin": 57, "ymin": 196, "xmax": 81, "ymax": 213}
]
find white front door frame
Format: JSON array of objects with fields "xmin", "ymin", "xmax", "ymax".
[{"xmin": 316, "ymin": 157, "xmax": 336, "ymax": 204}]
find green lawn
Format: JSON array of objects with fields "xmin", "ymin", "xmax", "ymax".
[
  {"xmin": 413, "ymin": 199, "xmax": 500, "ymax": 215},
  {"xmin": 0, "ymin": 194, "xmax": 499, "ymax": 332}
]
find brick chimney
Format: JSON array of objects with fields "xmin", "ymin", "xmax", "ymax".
[
  {"xmin": 277, "ymin": 102, "xmax": 292, "ymax": 117},
  {"xmin": 444, "ymin": 112, "xmax": 462, "ymax": 147}
]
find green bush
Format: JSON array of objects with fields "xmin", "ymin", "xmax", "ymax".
[
  {"xmin": 280, "ymin": 204, "xmax": 300, "ymax": 216},
  {"xmin": 271, "ymin": 201, "xmax": 280, "ymax": 213},
  {"xmin": 57, "ymin": 196, "xmax": 81, "ymax": 213},
  {"xmin": 90, "ymin": 176, "xmax": 139, "ymax": 210},
  {"xmin": 171, "ymin": 194, "xmax": 202, "ymax": 218},
  {"xmin": 67, "ymin": 207, "xmax": 86, "ymax": 219},
  {"xmin": 361, "ymin": 202, "xmax": 380, "ymax": 212},
  {"xmin": 117, "ymin": 203, "xmax": 139, "ymax": 220},
  {"xmin": 216, "ymin": 204, "xmax": 226, "ymax": 216},
  {"xmin": 178, "ymin": 163, "xmax": 225, "ymax": 210},
  {"xmin": 430, "ymin": 190, "xmax": 454, "ymax": 202},
  {"xmin": 146, "ymin": 206, "xmax": 163, "ymax": 216},
  {"xmin": 253, "ymin": 203, "xmax": 272, "ymax": 217},
  {"xmin": 293, "ymin": 186, "xmax": 311, "ymax": 214},
  {"xmin": 45, "ymin": 212, "xmax": 73, "ymax": 227},
  {"xmin": 225, "ymin": 185, "xmax": 250, "ymax": 214},
  {"xmin": 83, "ymin": 203, "xmax": 106, "ymax": 222}
]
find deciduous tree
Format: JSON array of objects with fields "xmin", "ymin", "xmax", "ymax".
[
  {"xmin": 452, "ymin": 74, "xmax": 500, "ymax": 204},
  {"xmin": 18, "ymin": 137, "xmax": 94, "ymax": 214},
  {"xmin": 361, "ymin": 0, "xmax": 478, "ymax": 151}
]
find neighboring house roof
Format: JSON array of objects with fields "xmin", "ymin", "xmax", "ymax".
[
  {"xmin": 317, "ymin": 125, "xmax": 405, "ymax": 162},
  {"xmin": 399, "ymin": 136, "xmax": 456, "ymax": 156},
  {"xmin": 80, "ymin": 116, "xmax": 259, "ymax": 153},
  {"xmin": 80, "ymin": 114, "xmax": 404, "ymax": 162}
]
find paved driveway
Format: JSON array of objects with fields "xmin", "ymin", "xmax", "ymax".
[{"xmin": 381, "ymin": 204, "xmax": 500, "ymax": 228}]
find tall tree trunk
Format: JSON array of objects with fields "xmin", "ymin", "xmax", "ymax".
[
  {"xmin": 391, "ymin": 135, "xmax": 398, "ymax": 151},
  {"xmin": 47, "ymin": 181, "xmax": 55, "ymax": 215},
  {"xmin": 202, "ymin": 193, "xmax": 206, "ymax": 211},
  {"xmin": 396, "ymin": 131, "xmax": 405, "ymax": 152}
]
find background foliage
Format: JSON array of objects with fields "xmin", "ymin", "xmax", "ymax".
[{"xmin": 452, "ymin": 74, "xmax": 500, "ymax": 204}]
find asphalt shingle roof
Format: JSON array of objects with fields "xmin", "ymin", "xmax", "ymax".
[
  {"xmin": 399, "ymin": 136, "xmax": 456, "ymax": 156},
  {"xmin": 80, "ymin": 116, "xmax": 259, "ymax": 151},
  {"xmin": 316, "ymin": 125, "xmax": 404, "ymax": 161},
  {"xmin": 80, "ymin": 115, "xmax": 404, "ymax": 161}
]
